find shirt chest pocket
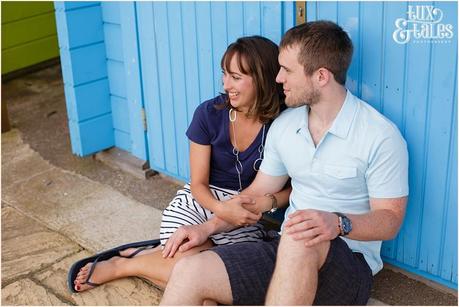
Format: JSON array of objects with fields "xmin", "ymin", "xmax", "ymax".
[{"xmin": 321, "ymin": 164, "xmax": 365, "ymax": 197}]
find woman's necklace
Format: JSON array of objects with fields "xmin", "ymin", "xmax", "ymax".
[{"xmin": 229, "ymin": 108, "xmax": 266, "ymax": 192}]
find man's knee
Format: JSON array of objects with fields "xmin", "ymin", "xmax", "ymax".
[
  {"xmin": 167, "ymin": 251, "xmax": 232, "ymax": 305},
  {"xmin": 171, "ymin": 253, "xmax": 205, "ymax": 280},
  {"xmin": 277, "ymin": 233, "xmax": 330, "ymax": 269},
  {"xmin": 170, "ymin": 251, "xmax": 223, "ymax": 288}
]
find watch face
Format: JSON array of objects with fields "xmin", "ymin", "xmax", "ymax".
[{"xmin": 342, "ymin": 217, "xmax": 352, "ymax": 234}]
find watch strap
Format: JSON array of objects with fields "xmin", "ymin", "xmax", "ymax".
[
  {"xmin": 333, "ymin": 212, "xmax": 351, "ymax": 236},
  {"xmin": 265, "ymin": 193, "xmax": 278, "ymax": 213}
]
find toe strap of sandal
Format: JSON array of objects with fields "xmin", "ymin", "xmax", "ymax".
[{"xmin": 83, "ymin": 256, "xmax": 102, "ymax": 287}]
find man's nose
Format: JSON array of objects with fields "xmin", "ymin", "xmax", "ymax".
[{"xmin": 275, "ymin": 71, "xmax": 284, "ymax": 84}]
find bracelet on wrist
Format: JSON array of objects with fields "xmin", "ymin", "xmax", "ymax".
[{"xmin": 264, "ymin": 193, "xmax": 278, "ymax": 213}]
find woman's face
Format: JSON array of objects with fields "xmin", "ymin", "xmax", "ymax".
[{"xmin": 222, "ymin": 54, "xmax": 256, "ymax": 112}]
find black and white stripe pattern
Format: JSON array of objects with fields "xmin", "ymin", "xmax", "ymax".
[{"xmin": 160, "ymin": 184, "xmax": 266, "ymax": 246}]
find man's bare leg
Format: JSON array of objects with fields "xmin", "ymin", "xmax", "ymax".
[
  {"xmin": 74, "ymin": 240, "xmax": 214, "ymax": 291},
  {"xmin": 160, "ymin": 251, "xmax": 232, "ymax": 305},
  {"xmin": 265, "ymin": 234, "xmax": 330, "ymax": 305}
]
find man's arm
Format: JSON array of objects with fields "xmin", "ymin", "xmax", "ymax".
[
  {"xmin": 162, "ymin": 172, "xmax": 290, "ymax": 257},
  {"xmin": 240, "ymin": 171, "xmax": 290, "ymax": 213},
  {"xmin": 284, "ymin": 196, "xmax": 407, "ymax": 246},
  {"xmin": 206, "ymin": 171, "xmax": 290, "ymax": 234},
  {"xmin": 345, "ymin": 197, "xmax": 407, "ymax": 241}
]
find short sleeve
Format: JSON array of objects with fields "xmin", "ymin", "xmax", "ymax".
[
  {"xmin": 186, "ymin": 103, "xmax": 211, "ymax": 145},
  {"xmin": 366, "ymin": 129, "xmax": 409, "ymax": 198},
  {"xmin": 260, "ymin": 121, "xmax": 288, "ymax": 176}
]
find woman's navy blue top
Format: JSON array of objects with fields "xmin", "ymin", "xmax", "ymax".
[{"xmin": 186, "ymin": 94, "xmax": 272, "ymax": 191}]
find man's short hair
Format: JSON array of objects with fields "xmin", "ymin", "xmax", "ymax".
[{"xmin": 279, "ymin": 20, "xmax": 353, "ymax": 85}]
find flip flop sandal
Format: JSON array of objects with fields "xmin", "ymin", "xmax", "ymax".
[{"xmin": 67, "ymin": 239, "xmax": 161, "ymax": 293}]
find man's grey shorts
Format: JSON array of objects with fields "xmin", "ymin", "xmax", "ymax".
[{"xmin": 210, "ymin": 232, "xmax": 373, "ymax": 305}]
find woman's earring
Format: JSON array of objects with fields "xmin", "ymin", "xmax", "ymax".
[{"xmin": 229, "ymin": 108, "xmax": 237, "ymax": 122}]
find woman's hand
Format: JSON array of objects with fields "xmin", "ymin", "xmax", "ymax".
[
  {"xmin": 214, "ymin": 195, "xmax": 262, "ymax": 226},
  {"xmin": 162, "ymin": 224, "xmax": 211, "ymax": 258}
]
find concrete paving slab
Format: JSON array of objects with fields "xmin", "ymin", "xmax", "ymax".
[
  {"xmin": 34, "ymin": 250, "xmax": 163, "ymax": 305},
  {"xmin": 1, "ymin": 129, "xmax": 24, "ymax": 156},
  {"xmin": 59, "ymin": 188, "xmax": 162, "ymax": 252},
  {"xmin": 2, "ymin": 151, "xmax": 53, "ymax": 188},
  {"xmin": 3, "ymin": 165, "xmax": 163, "ymax": 253},
  {"xmin": 2, "ymin": 206, "xmax": 45, "ymax": 241},
  {"xmin": 1, "ymin": 207, "xmax": 81, "ymax": 283},
  {"xmin": 3, "ymin": 167, "xmax": 100, "ymax": 213},
  {"xmin": 1, "ymin": 146, "xmax": 54, "ymax": 187},
  {"xmin": 1, "ymin": 278, "xmax": 68, "ymax": 306},
  {"xmin": 1, "ymin": 141, "xmax": 31, "ymax": 166}
]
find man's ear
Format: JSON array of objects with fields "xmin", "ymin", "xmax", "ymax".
[{"xmin": 316, "ymin": 67, "xmax": 332, "ymax": 86}]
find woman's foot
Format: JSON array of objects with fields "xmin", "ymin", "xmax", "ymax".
[
  {"xmin": 74, "ymin": 257, "xmax": 120, "ymax": 292},
  {"xmin": 119, "ymin": 245, "xmax": 161, "ymax": 258}
]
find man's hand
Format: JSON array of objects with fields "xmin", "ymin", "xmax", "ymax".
[
  {"xmin": 284, "ymin": 209, "xmax": 340, "ymax": 247},
  {"xmin": 215, "ymin": 195, "xmax": 262, "ymax": 226},
  {"xmin": 162, "ymin": 224, "xmax": 210, "ymax": 258},
  {"xmin": 242, "ymin": 194, "xmax": 273, "ymax": 214}
]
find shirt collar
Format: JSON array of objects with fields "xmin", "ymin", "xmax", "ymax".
[
  {"xmin": 295, "ymin": 90, "xmax": 358, "ymax": 139},
  {"xmin": 295, "ymin": 106, "xmax": 308, "ymax": 134},
  {"xmin": 328, "ymin": 90, "xmax": 358, "ymax": 139}
]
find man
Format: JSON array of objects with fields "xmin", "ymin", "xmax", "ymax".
[{"xmin": 160, "ymin": 20, "xmax": 409, "ymax": 305}]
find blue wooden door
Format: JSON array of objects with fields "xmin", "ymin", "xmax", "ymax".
[{"xmin": 136, "ymin": 1, "xmax": 294, "ymax": 182}]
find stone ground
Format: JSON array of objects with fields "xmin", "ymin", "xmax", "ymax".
[
  {"xmin": 1, "ymin": 63, "xmax": 458, "ymax": 305},
  {"xmin": 2, "ymin": 129, "xmax": 164, "ymax": 305}
]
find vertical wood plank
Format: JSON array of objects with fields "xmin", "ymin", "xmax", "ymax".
[
  {"xmin": 55, "ymin": 2, "xmax": 114, "ymax": 156},
  {"xmin": 119, "ymin": 2, "xmax": 147, "ymax": 160}
]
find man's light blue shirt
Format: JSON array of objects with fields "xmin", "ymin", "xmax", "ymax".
[{"xmin": 260, "ymin": 90, "xmax": 409, "ymax": 275}]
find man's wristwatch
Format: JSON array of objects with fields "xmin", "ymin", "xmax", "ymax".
[
  {"xmin": 334, "ymin": 212, "xmax": 352, "ymax": 236},
  {"xmin": 264, "ymin": 193, "xmax": 278, "ymax": 213}
]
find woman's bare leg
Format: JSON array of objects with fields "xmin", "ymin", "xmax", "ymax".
[
  {"xmin": 119, "ymin": 245, "xmax": 161, "ymax": 258},
  {"xmin": 74, "ymin": 240, "xmax": 214, "ymax": 292}
]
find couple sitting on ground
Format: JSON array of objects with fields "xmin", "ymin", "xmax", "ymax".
[{"xmin": 69, "ymin": 20, "xmax": 409, "ymax": 306}]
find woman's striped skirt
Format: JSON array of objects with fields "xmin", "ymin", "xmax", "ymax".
[{"xmin": 159, "ymin": 184, "xmax": 267, "ymax": 246}]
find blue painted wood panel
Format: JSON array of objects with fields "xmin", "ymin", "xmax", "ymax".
[
  {"xmin": 307, "ymin": 1, "xmax": 457, "ymax": 289},
  {"xmin": 137, "ymin": 1, "xmax": 294, "ymax": 182},
  {"xmin": 100, "ymin": 2, "xmax": 129, "ymax": 153},
  {"xmin": 103, "ymin": 23, "xmax": 123, "ymax": 62},
  {"xmin": 100, "ymin": 1, "xmax": 147, "ymax": 158},
  {"xmin": 55, "ymin": 1, "xmax": 114, "ymax": 156},
  {"xmin": 54, "ymin": 2, "xmax": 99, "ymax": 12},
  {"xmin": 101, "ymin": 1, "xmax": 120, "ymax": 24},
  {"xmin": 111, "ymin": 95, "xmax": 130, "ymax": 133},
  {"xmin": 119, "ymin": 2, "xmax": 148, "ymax": 160},
  {"xmin": 63, "ymin": 79, "xmax": 111, "ymax": 122}
]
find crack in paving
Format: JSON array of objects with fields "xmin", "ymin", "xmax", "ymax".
[
  {"xmin": 2, "ymin": 202, "xmax": 90, "ymax": 252},
  {"xmin": 29, "ymin": 276, "xmax": 77, "ymax": 306},
  {"xmin": 1, "ymin": 248, "xmax": 84, "ymax": 288}
]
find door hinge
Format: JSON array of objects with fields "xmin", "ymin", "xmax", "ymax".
[
  {"xmin": 141, "ymin": 107, "xmax": 147, "ymax": 131},
  {"xmin": 296, "ymin": 2, "xmax": 306, "ymax": 25}
]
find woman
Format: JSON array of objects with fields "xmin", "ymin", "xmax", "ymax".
[{"xmin": 72, "ymin": 35, "xmax": 290, "ymax": 292}]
